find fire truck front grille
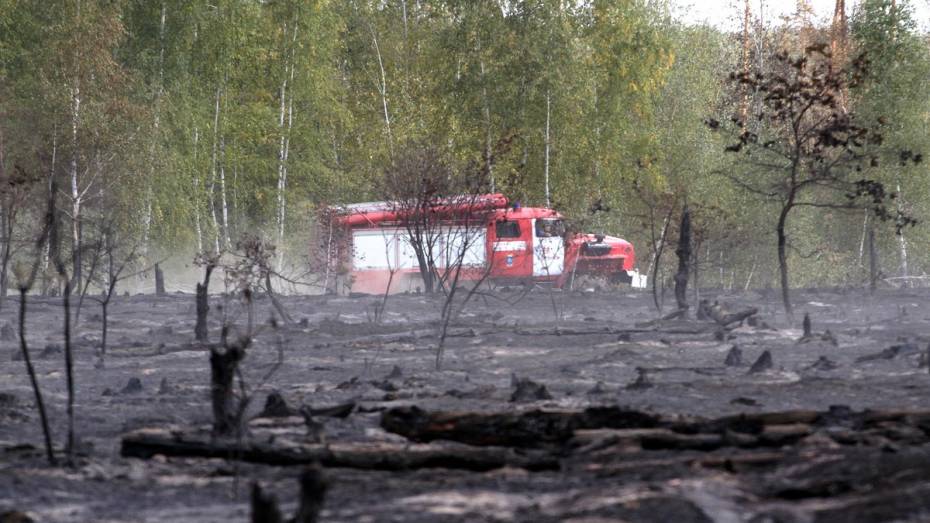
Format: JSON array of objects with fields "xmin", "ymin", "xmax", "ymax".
[{"xmin": 581, "ymin": 243, "xmax": 613, "ymax": 256}]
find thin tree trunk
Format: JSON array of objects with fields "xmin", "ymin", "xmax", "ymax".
[
  {"xmin": 19, "ymin": 289, "xmax": 56, "ymax": 465},
  {"xmin": 739, "ymin": 0, "xmax": 751, "ymax": 120},
  {"xmin": 674, "ymin": 206, "xmax": 691, "ymax": 314},
  {"xmin": 193, "ymin": 128, "xmax": 203, "ymax": 253},
  {"xmin": 858, "ymin": 209, "xmax": 868, "ymax": 267},
  {"xmin": 219, "ymin": 136, "xmax": 230, "ymax": 248},
  {"xmin": 830, "ymin": 0, "xmax": 848, "ymax": 110},
  {"xmin": 142, "ymin": 1, "xmax": 167, "ymax": 259},
  {"xmin": 42, "ymin": 131, "xmax": 57, "ymax": 295},
  {"xmin": 544, "ymin": 90, "xmax": 551, "ymax": 207},
  {"xmin": 195, "ymin": 265, "xmax": 213, "ymax": 343},
  {"xmin": 895, "ymin": 182, "xmax": 908, "ymax": 279},
  {"xmin": 776, "ymin": 202, "xmax": 793, "ymax": 320},
  {"xmin": 651, "ymin": 208, "xmax": 672, "ymax": 313},
  {"xmin": 0, "ymin": 126, "xmax": 6, "ymax": 301},
  {"xmin": 276, "ymin": 18, "xmax": 298, "ymax": 271},
  {"xmin": 209, "ymin": 88, "xmax": 221, "ymax": 254},
  {"xmin": 369, "ymin": 23, "xmax": 394, "ymax": 158},
  {"xmin": 62, "ymin": 279, "xmax": 75, "ymax": 464},
  {"xmin": 70, "ymin": 84, "xmax": 82, "ymax": 294},
  {"xmin": 869, "ymin": 222, "xmax": 878, "ymax": 294},
  {"xmin": 478, "ymin": 42, "xmax": 493, "ymax": 192}
]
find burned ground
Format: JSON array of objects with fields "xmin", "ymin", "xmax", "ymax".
[{"xmin": 1, "ymin": 287, "xmax": 930, "ymax": 522}]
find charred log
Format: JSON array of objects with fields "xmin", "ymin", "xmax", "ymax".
[{"xmin": 120, "ymin": 429, "xmax": 557, "ymax": 471}]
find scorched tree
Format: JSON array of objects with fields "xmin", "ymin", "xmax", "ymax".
[{"xmin": 708, "ymin": 45, "xmax": 920, "ymax": 319}]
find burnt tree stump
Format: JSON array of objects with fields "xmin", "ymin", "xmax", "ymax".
[
  {"xmin": 251, "ymin": 483, "xmax": 283, "ymax": 523},
  {"xmin": 210, "ymin": 341, "xmax": 246, "ymax": 436},
  {"xmin": 154, "ymin": 263, "xmax": 166, "ymax": 296},
  {"xmin": 250, "ymin": 465, "xmax": 327, "ymax": 523},
  {"xmin": 194, "ymin": 264, "xmax": 214, "ymax": 343},
  {"xmin": 293, "ymin": 465, "xmax": 328, "ymax": 523}
]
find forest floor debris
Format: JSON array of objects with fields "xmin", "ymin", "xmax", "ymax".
[{"xmin": 1, "ymin": 288, "xmax": 930, "ymax": 521}]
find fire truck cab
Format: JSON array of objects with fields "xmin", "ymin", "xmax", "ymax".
[{"xmin": 329, "ymin": 194, "xmax": 637, "ymax": 294}]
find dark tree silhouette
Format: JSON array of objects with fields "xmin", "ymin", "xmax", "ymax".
[{"xmin": 709, "ymin": 46, "xmax": 920, "ymax": 319}]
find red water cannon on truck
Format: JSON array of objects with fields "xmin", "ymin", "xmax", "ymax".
[{"xmin": 325, "ymin": 193, "xmax": 639, "ymax": 294}]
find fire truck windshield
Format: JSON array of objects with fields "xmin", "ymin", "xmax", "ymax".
[{"xmin": 535, "ymin": 218, "xmax": 565, "ymax": 238}]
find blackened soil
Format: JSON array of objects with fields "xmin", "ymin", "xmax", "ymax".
[{"xmin": 1, "ymin": 286, "xmax": 930, "ymax": 522}]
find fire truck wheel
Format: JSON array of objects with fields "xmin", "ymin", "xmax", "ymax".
[{"xmin": 610, "ymin": 271, "xmax": 634, "ymax": 285}]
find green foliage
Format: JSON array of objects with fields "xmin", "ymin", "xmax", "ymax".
[{"xmin": 0, "ymin": 0, "xmax": 927, "ymax": 290}]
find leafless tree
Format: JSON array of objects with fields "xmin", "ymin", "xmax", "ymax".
[{"xmin": 380, "ymin": 142, "xmax": 498, "ymax": 369}]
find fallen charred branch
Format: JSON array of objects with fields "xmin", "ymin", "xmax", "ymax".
[
  {"xmin": 381, "ymin": 406, "xmax": 667, "ymax": 447},
  {"xmin": 381, "ymin": 405, "xmax": 930, "ymax": 450},
  {"xmin": 119, "ymin": 428, "xmax": 558, "ymax": 471},
  {"xmin": 697, "ymin": 300, "xmax": 758, "ymax": 327}
]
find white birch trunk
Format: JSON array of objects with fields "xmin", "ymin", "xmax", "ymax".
[
  {"xmin": 193, "ymin": 128, "xmax": 203, "ymax": 253},
  {"xmin": 276, "ymin": 19, "xmax": 298, "ymax": 271},
  {"xmin": 141, "ymin": 2, "xmax": 168, "ymax": 259},
  {"xmin": 544, "ymin": 90, "xmax": 551, "ymax": 208},
  {"xmin": 478, "ymin": 39, "xmax": 493, "ymax": 191},
  {"xmin": 219, "ymin": 135, "xmax": 230, "ymax": 248},
  {"xmin": 896, "ymin": 182, "xmax": 908, "ymax": 278},
  {"xmin": 43, "ymin": 128, "xmax": 57, "ymax": 284},
  {"xmin": 858, "ymin": 209, "xmax": 868, "ymax": 267},
  {"xmin": 70, "ymin": 83, "xmax": 82, "ymax": 290},
  {"xmin": 369, "ymin": 23, "xmax": 394, "ymax": 158},
  {"xmin": 208, "ymin": 88, "xmax": 221, "ymax": 254}
]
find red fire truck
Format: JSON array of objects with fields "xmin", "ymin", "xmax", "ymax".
[{"xmin": 327, "ymin": 194, "xmax": 638, "ymax": 294}]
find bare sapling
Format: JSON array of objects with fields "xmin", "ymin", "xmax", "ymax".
[
  {"xmin": 434, "ymin": 208, "xmax": 495, "ymax": 370},
  {"xmin": 89, "ymin": 224, "xmax": 141, "ymax": 361},
  {"xmin": 11, "ymin": 169, "xmax": 57, "ymax": 465},
  {"xmin": 369, "ymin": 228, "xmax": 399, "ymax": 323},
  {"xmin": 226, "ymin": 235, "xmax": 294, "ymax": 326},
  {"xmin": 381, "ymin": 140, "xmax": 507, "ymax": 369},
  {"xmin": 210, "ymin": 237, "xmax": 285, "ymax": 438}
]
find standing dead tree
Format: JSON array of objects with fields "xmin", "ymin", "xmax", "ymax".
[
  {"xmin": 194, "ymin": 251, "xmax": 220, "ymax": 343},
  {"xmin": 43, "ymin": 174, "xmax": 79, "ymax": 464},
  {"xmin": 382, "ymin": 144, "xmax": 454, "ymax": 296},
  {"xmin": 82, "ymin": 220, "xmax": 140, "ymax": 360},
  {"xmin": 211, "ymin": 330, "xmax": 248, "ymax": 436},
  {"xmin": 12, "ymin": 169, "xmax": 56, "ymax": 465},
  {"xmin": 224, "ymin": 236, "xmax": 294, "ymax": 327},
  {"xmin": 709, "ymin": 46, "xmax": 920, "ymax": 319},
  {"xmin": 207, "ymin": 237, "xmax": 287, "ymax": 437},
  {"xmin": 381, "ymin": 142, "xmax": 496, "ymax": 369}
]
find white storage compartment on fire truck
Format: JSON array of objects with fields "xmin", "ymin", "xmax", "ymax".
[{"xmin": 351, "ymin": 227, "xmax": 486, "ymax": 272}]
